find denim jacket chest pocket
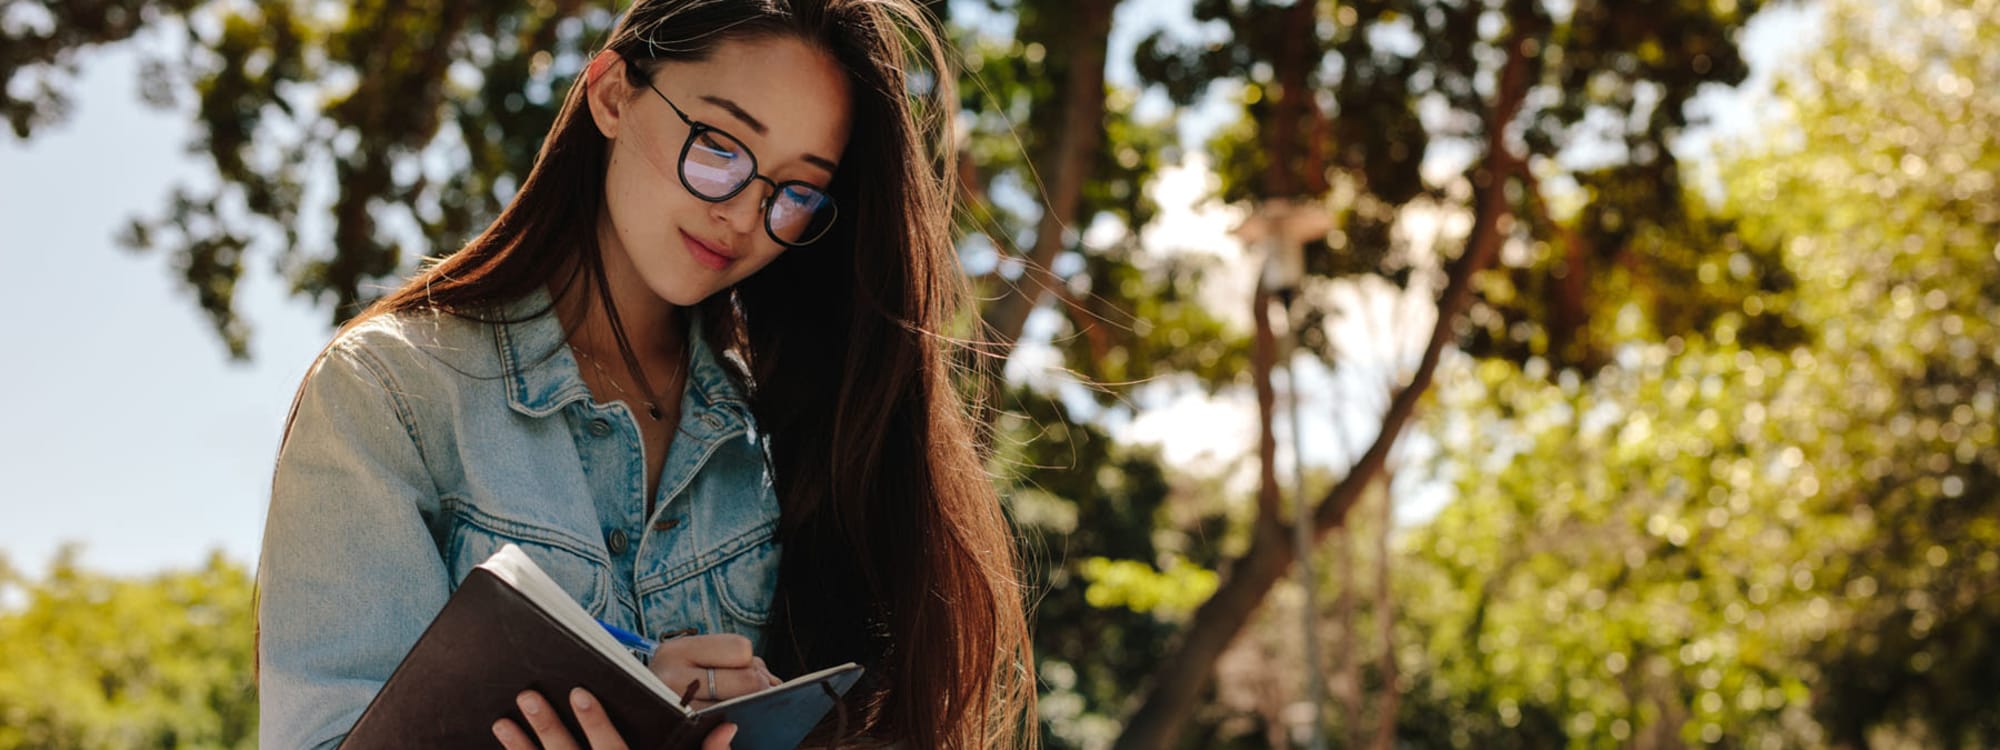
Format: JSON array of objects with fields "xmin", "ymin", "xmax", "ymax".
[
  {"xmin": 636, "ymin": 428, "xmax": 782, "ymax": 648},
  {"xmin": 439, "ymin": 498, "xmax": 615, "ymax": 616}
]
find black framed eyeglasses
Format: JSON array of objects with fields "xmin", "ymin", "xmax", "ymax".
[{"xmin": 640, "ymin": 80, "xmax": 839, "ymax": 248}]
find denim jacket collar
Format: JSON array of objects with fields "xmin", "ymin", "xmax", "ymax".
[{"xmin": 492, "ymin": 287, "xmax": 753, "ymax": 431}]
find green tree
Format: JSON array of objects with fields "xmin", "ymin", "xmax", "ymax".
[
  {"xmin": 0, "ymin": 549, "xmax": 257, "ymax": 749},
  {"xmin": 115, "ymin": 0, "xmax": 616, "ymax": 356},
  {"xmin": 1403, "ymin": 344, "xmax": 1844, "ymax": 749},
  {"xmin": 1114, "ymin": 0, "xmax": 1775, "ymax": 744},
  {"xmin": 1399, "ymin": 0, "xmax": 2000, "ymax": 746},
  {"xmin": 0, "ymin": 0, "xmax": 203, "ymax": 138},
  {"xmin": 1720, "ymin": 0, "xmax": 2000, "ymax": 744},
  {"xmin": 989, "ymin": 388, "xmax": 1248, "ymax": 748},
  {"xmin": 952, "ymin": 0, "xmax": 1248, "ymax": 422}
]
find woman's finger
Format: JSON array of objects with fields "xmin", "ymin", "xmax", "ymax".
[
  {"xmin": 513, "ymin": 690, "xmax": 582, "ymax": 750},
  {"xmin": 492, "ymin": 718, "xmax": 537, "ymax": 750},
  {"xmin": 653, "ymin": 633, "xmax": 755, "ymax": 669},
  {"xmin": 569, "ymin": 688, "xmax": 629, "ymax": 750},
  {"xmin": 664, "ymin": 664, "xmax": 779, "ymax": 704},
  {"xmin": 752, "ymin": 657, "xmax": 781, "ymax": 686},
  {"xmin": 702, "ymin": 722, "xmax": 739, "ymax": 750}
]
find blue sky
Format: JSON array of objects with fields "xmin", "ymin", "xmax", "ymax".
[
  {"xmin": 0, "ymin": 39, "xmax": 329, "ymax": 578},
  {"xmin": 0, "ymin": 1, "xmax": 1818, "ymax": 582}
]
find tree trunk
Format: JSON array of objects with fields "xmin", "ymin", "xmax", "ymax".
[
  {"xmin": 1114, "ymin": 517, "xmax": 1298, "ymax": 750},
  {"xmin": 1337, "ymin": 525, "xmax": 1362, "ymax": 749},
  {"xmin": 1260, "ymin": 0, "xmax": 1327, "ymax": 200},
  {"xmin": 974, "ymin": 0, "xmax": 1117, "ymax": 409},
  {"xmin": 1110, "ymin": 18, "xmax": 1536, "ymax": 748},
  {"xmin": 1372, "ymin": 472, "xmax": 1399, "ymax": 750},
  {"xmin": 1520, "ymin": 167, "xmax": 1596, "ymax": 369},
  {"xmin": 1252, "ymin": 286, "xmax": 1284, "ymax": 521}
]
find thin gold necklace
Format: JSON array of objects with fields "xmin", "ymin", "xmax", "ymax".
[{"xmin": 572, "ymin": 346, "xmax": 679, "ymax": 422}]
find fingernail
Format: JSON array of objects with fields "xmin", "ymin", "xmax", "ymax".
[
  {"xmin": 720, "ymin": 723, "xmax": 739, "ymax": 742},
  {"xmin": 517, "ymin": 692, "xmax": 540, "ymax": 716},
  {"xmin": 571, "ymin": 688, "xmax": 595, "ymax": 711},
  {"xmin": 492, "ymin": 719, "xmax": 510, "ymax": 739}
]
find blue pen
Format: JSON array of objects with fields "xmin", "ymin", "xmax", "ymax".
[{"xmin": 596, "ymin": 618, "xmax": 657, "ymax": 660}]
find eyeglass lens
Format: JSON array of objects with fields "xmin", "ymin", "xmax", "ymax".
[{"xmin": 682, "ymin": 129, "xmax": 836, "ymax": 246}]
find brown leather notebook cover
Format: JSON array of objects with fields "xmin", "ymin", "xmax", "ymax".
[{"xmin": 338, "ymin": 545, "xmax": 861, "ymax": 749}]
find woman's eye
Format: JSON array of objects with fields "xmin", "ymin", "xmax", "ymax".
[{"xmin": 696, "ymin": 134, "xmax": 741, "ymax": 159}]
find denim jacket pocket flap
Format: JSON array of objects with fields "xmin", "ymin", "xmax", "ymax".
[{"xmin": 442, "ymin": 498, "xmax": 613, "ymax": 616}]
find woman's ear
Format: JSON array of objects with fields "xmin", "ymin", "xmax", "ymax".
[{"xmin": 584, "ymin": 49, "xmax": 630, "ymax": 140}]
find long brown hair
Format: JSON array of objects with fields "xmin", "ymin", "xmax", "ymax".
[{"xmin": 328, "ymin": 0, "xmax": 1033, "ymax": 746}]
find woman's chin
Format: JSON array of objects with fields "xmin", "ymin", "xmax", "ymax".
[{"xmin": 644, "ymin": 279, "xmax": 724, "ymax": 308}]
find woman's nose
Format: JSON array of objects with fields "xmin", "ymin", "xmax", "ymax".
[{"xmin": 709, "ymin": 181, "xmax": 771, "ymax": 235}]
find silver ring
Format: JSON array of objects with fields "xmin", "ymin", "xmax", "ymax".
[{"xmin": 706, "ymin": 667, "xmax": 718, "ymax": 701}]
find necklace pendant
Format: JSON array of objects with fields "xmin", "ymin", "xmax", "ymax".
[{"xmin": 647, "ymin": 403, "xmax": 664, "ymax": 421}]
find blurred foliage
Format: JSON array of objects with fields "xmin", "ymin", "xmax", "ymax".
[
  {"xmin": 1113, "ymin": 1, "xmax": 1780, "ymax": 745},
  {"xmin": 954, "ymin": 2, "xmax": 1166, "ymax": 241},
  {"xmin": 1136, "ymin": 0, "xmax": 1786, "ymax": 377},
  {"xmin": 110, "ymin": 0, "xmax": 616, "ymax": 356},
  {"xmin": 989, "ymin": 386, "xmax": 1258, "ymax": 748},
  {"xmin": 0, "ymin": 0, "xmax": 204, "ymax": 138},
  {"xmin": 1728, "ymin": 0, "xmax": 2000, "ymax": 742},
  {"xmin": 1079, "ymin": 556, "xmax": 1219, "ymax": 618},
  {"xmin": 954, "ymin": 0, "xmax": 1254, "ymax": 407},
  {"xmin": 1396, "ymin": 1, "xmax": 2000, "ymax": 748},
  {"xmin": 1405, "ymin": 345, "xmax": 1845, "ymax": 748},
  {"xmin": 0, "ymin": 548, "xmax": 256, "ymax": 749},
  {"xmin": 1053, "ymin": 243, "xmax": 1254, "ymax": 400}
]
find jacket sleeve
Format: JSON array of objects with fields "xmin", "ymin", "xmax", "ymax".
[{"xmin": 257, "ymin": 337, "xmax": 452, "ymax": 749}]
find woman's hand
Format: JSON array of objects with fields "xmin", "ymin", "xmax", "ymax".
[
  {"xmin": 649, "ymin": 634, "xmax": 783, "ymax": 709},
  {"xmin": 489, "ymin": 634, "xmax": 778, "ymax": 748},
  {"xmin": 492, "ymin": 687, "xmax": 738, "ymax": 749}
]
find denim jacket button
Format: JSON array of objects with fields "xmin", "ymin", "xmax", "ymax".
[
  {"xmin": 607, "ymin": 528, "xmax": 629, "ymax": 554},
  {"xmin": 588, "ymin": 418, "xmax": 613, "ymax": 437}
]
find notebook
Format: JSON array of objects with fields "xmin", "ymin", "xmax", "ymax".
[{"xmin": 339, "ymin": 543, "xmax": 862, "ymax": 749}]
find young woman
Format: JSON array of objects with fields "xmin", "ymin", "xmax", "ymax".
[{"xmin": 256, "ymin": 1, "xmax": 1034, "ymax": 747}]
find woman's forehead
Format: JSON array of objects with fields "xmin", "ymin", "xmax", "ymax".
[{"xmin": 675, "ymin": 36, "xmax": 852, "ymax": 173}]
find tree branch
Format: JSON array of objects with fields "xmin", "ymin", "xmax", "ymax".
[{"xmin": 1110, "ymin": 16, "xmax": 1537, "ymax": 748}]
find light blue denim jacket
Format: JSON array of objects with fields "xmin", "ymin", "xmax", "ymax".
[{"xmin": 257, "ymin": 288, "xmax": 782, "ymax": 749}]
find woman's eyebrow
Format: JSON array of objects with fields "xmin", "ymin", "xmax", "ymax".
[
  {"xmin": 700, "ymin": 94, "xmax": 839, "ymax": 174},
  {"xmin": 700, "ymin": 94, "xmax": 768, "ymax": 135}
]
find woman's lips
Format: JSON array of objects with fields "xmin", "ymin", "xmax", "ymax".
[{"xmin": 681, "ymin": 230, "xmax": 733, "ymax": 271}]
